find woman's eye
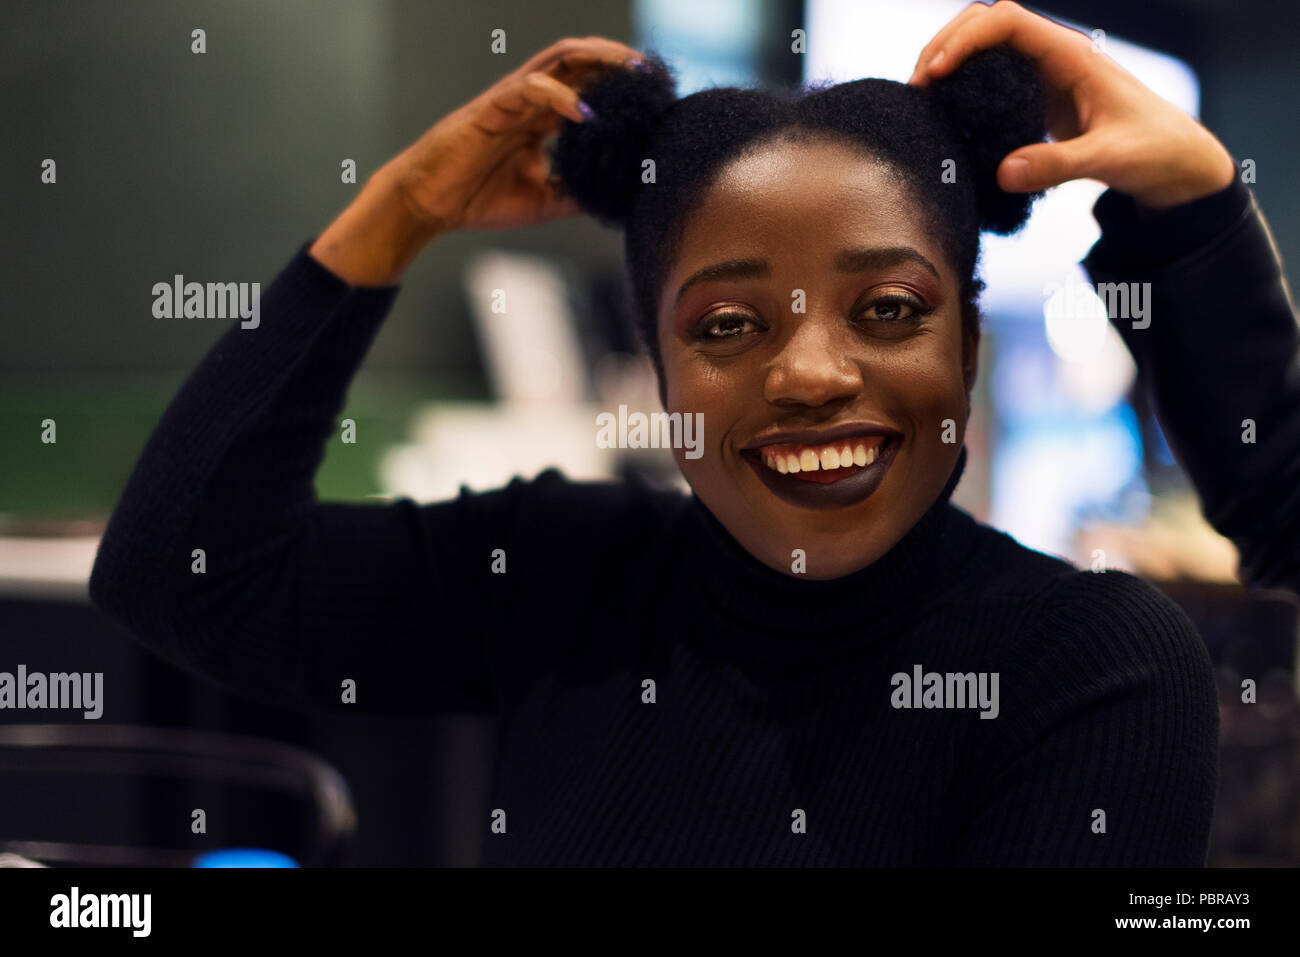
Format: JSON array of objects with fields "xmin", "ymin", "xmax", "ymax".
[
  {"xmin": 693, "ymin": 312, "xmax": 760, "ymax": 339},
  {"xmin": 860, "ymin": 296, "xmax": 925, "ymax": 323}
]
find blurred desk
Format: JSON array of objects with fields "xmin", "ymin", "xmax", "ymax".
[{"xmin": 0, "ymin": 535, "xmax": 98, "ymax": 602}]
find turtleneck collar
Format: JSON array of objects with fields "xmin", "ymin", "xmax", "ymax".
[{"xmin": 683, "ymin": 445, "xmax": 969, "ymax": 648}]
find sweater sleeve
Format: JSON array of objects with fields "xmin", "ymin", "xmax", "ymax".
[
  {"xmin": 950, "ymin": 571, "xmax": 1219, "ymax": 866},
  {"xmin": 1082, "ymin": 177, "xmax": 1300, "ymax": 593},
  {"xmin": 88, "ymin": 243, "xmax": 525, "ymax": 717}
]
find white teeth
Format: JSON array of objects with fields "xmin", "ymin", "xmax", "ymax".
[{"xmin": 757, "ymin": 437, "xmax": 889, "ymax": 473}]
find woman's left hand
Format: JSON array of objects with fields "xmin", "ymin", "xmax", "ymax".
[{"xmin": 908, "ymin": 0, "xmax": 1236, "ymax": 210}]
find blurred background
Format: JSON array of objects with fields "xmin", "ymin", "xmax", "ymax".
[{"xmin": 2, "ymin": 0, "xmax": 1297, "ymax": 866}]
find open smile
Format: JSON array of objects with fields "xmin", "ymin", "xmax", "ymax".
[{"xmin": 739, "ymin": 425, "xmax": 902, "ymax": 510}]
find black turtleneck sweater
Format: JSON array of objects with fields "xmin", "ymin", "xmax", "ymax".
[
  {"xmin": 1084, "ymin": 178, "xmax": 1300, "ymax": 594},
  {"xmin": 89, "ymin": 184, "xmax": 1261, "ymax": 867}
]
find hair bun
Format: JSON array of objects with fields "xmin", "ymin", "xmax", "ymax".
[
  {"xmin": 931, "ymin": 45, "xmax": 1047, "ymax": 234},
  {"xmin": 550, "ymin": 51, "xmax": 678, "ymax": 227}
]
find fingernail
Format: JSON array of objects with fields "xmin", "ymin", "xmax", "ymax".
[
  {"xmin": 1004, "ymin": 157, "xmax": 1029, "ymax": 186},
  {"xmin": 578, "ymin": 99, "xmax": 596, "ymax": 121},
  {"xmin": 928, "ymin": 49, "xmax": 946, "ymax": 71}
]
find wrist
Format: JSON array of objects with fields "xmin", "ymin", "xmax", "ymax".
[
  {"xmin": 309, "ymin": 162, "xmax": 444, "ymax": 287},
  {"xmin": 1131, "ymin": 141, "xmax": 1236, "ymax": 217},
  {"xmin": 1086, "ymin": 175, "xmax": 1251, "ymax": 275}
]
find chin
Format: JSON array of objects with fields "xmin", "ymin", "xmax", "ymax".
[
  {"xmin": 774, "ymin": 504, "xmax": 902, "ymax": 578},
  {"xmin": 686, "ymin": 454, "xmax": 910, "ymax": 579}
]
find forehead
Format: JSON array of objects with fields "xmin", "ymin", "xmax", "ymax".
[{"xmin": 666, "ymin": 136, "xmax": 943, "ymax": 282}]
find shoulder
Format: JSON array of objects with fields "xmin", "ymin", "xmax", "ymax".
[
  {"xmin": 950, "ymin": 537, "xmax": 1220, "ymax": 798},
  {"xmin": 946, "ymin": 508, "xmax": 1215, "ymax": 681},
  {"xmin": 433, "ymin": 466, "xmax": 694, "ymax": 549},
  {"xmin": 1034, "ymin": 563, "xmax": 1204, "ymax": 650},
  {"xmin": 1007, "ymin": 566, "xmax": 1218, "ymax": 739}
]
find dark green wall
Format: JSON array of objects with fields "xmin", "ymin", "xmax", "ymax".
[{"xmin": 2, "ymin": 0, "xmax": 633, "ymax": 378}]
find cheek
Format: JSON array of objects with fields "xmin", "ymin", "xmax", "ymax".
[
  {"xmin": 871, "ymin": 327, "xmax": 970, "ymax": 440},
  {"xmin": 913, "ymin": 339, "xmax": 970, "ymax": 460},
  {"xmin": 662, "ymin": 354, "xmax": 734, "ymax": 417},
  {"xmin": 906, "ymin": 342, "xmax": 967, "ymax": 402},
  {"xmin": 661, "ymin": 356, "xmax": 747, "ymax": 485}
]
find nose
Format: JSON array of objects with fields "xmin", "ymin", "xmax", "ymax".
[{"xmin": 763, "ymin": 315, "xmax": 863, "ymax": 407}]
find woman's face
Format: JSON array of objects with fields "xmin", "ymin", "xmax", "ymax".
[{"xmin": 657, "ymin": 136, "xmax": 976, "ymax": 579}]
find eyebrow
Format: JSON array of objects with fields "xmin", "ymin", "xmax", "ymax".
[{"xmin": 673, "ymin": 246, "xmax": 942, "ymax": 306}]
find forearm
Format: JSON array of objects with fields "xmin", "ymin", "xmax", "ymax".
[
  {"xmin": 1084, "ymin": 180, "xmax": 1300, "ymax": 591},
  {"xmin": 309, "ymin": 161, "xmax": 445, "ymax": 287}
]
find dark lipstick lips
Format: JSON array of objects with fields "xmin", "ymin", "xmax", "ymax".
[
  {"xmin": 740, "ymin": 429, "xmax": 902, "ymax": 511},
  {"xmin": 741, "ymin": 422, "xmax": 900, "ymax": 450}
]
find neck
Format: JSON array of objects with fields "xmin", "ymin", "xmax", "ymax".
[{"xmin": 684, "ymin": 445, "xmax": 971, "ymax": 655}]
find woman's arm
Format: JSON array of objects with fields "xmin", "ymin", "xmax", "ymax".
[
  {"xmin": 87, "ymin": 237, "xmax": 506, "ymax": 716},
  {"xmin": 1083, "ymin": 180, "xmax": 1300, "ymax": 593},
  {"xmin": 913, "ymin": 2, "xmax": 1300, "ymax": 592},
  {"xmin": 89, "ymin": 36, "xmax": 643, "ymax": 715}
]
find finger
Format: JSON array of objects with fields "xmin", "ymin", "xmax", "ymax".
[
  {"xmin": 534, "ymin": 190, "xmax": 583, "ymax": 225},
  {"xmin": 480, "ymin": 71, "xmax": 589, "ymax": 133},
  {"xmin": 514, "ymin": 145, "xmax": 553, "ymax": 187},
  {"xmin": 521, "ymin": 155, "xmax": 584, "ymax": 224},
  {"xmin": 548, "ymin": 46, "xmax": 645, "ymax": 83},
  {"xmin": 997, "ymin": 133, "xmax": 1107, "ymax": 192},
  {"xmin": 909, "ymin": 1, "xmax": 992, "ymax": 85},
  {"xmin": 519, "ymin": 36, "xmax": 639, "ymax": 74},
  {"xmin": 912, "ymin": 0, "xmax": 1093, "ymax": 90},
  {"xmin": 513, "ymin": 36, "xmax": 643, "ymax": 80}
]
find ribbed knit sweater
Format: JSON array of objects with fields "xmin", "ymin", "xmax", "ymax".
[
  {"xmin": 1084, "ymin": 178, "xmax": 1300, "ymax": 595},
  {"xmin": 89, "ymin": 183, "xmax": 1269, "ymax": 867}
]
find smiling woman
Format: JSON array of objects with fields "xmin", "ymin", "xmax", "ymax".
[{"xmin": 88, "ymin": 31, "xmax": 1229, "ymax": 867}]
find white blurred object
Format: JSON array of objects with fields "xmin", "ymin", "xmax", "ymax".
[
  {"xmin": 1075, "ymin": 496, "xmax": 1241, "ymax": 583},
  {"xmin": 992, "ymin": 424, "xmax": 1142, "ymax": 559},
  {"xmin": 0, "ymin": 537, "xmax": 97, "ymax": 601},
  {"xmin": 379, "ymin": 399, "xmax": 688, "ymax": 500},
  {"xmin": 1058, "ymin": 322, "xmax": 1138, "ymax": 414},
  {"xmin": 392, "ymin": 253, "xmax": 684, "ymax": 501},
  {"xmin": 1043, "ymin": 269, "xmax": 1111, "ymax": 363},
  {"xmin": 380, "ymin": 401, "xmax": 619, "ymax": 500},
  {"xmin": 463, "ymin": 251, "xmax": 590, "ymax": 404}
]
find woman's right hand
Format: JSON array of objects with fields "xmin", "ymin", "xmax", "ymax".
[
  {"xmin": 390, "ymin": 36, "xmax": 644, "ymax": 233},
  {"xmin": 311, "ymin": 36, "xmax": 642, "ymax": 286}
]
